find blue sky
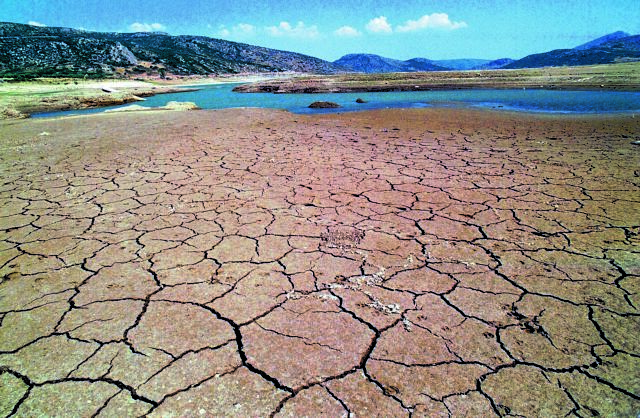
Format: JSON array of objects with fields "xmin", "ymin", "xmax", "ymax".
[{"xmin": 2, "ymin": 0, "xmax": 639, "ymax": 61}]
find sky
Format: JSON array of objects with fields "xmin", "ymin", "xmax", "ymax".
[{"xmin": 2, "ymin": 0, "xmax": 639, "ymax": 61}]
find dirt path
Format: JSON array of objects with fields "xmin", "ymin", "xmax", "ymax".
[{"xmin": 0, "ymin": 108, "xmax": 639, "ymax": 416}]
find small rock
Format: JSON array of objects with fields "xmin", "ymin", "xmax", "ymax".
[
  {"xmin": 631, "ymin": 140, "xmax": 640, "ymax": 145},
  {"xmin": 402, "ymin": 317, "xmax": 413, "ymax": 332},
  {"xmin": 355, "ymin": 98, "xmax": 367, "ymax": 103},
  {"xmin": 308, "ymin": 101, "xmax": 341, "ymax": 109},
  {"xmin": 163, "ymin": 101, "xmax": 199, "ymax": 111}
]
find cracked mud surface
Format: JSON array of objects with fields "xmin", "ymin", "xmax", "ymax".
[{"xmin": 0, "ymin": 108, "xmax": 639, "ymax": 417}]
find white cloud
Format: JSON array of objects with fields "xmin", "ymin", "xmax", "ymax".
[
  {"xmin": 266, "ymin": 21, "xmax": 320, "ymax": 38},
  {"xmin": 366, "ymin": 16, "xmax": 392, "ymax": 34},
  {"xmin": 397, "ymin": 13, "xmax": 467, "ymax": 32},
  {"xmin": 129, "ymin": 22, "xmax": 166, "ymax": 32},
  {"xmin": 28, "ymin": 21, "xmax": 47, "ymax": 27},
  {"xmin": 334, "ymin": 26, "xmax": 361, "ymax": 37},
  {"xmin": 235, "ymin": 23, "xmax": 256, "ymax": 35},
  {"xmin": 218, "ymin": 23, "xmax": 256, "ymax": 38}
]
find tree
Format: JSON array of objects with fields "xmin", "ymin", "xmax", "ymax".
[{"xmin": 158, "ymin": 68, "xmax": 166, "ymax": 79}]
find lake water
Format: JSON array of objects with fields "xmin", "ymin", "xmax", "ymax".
[{"xmin": 33, "ymin": 82, "xmax": 640, "ymax": 118}]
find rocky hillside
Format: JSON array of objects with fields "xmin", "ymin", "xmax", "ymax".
[
  {"xmin": 506, "ymin": 32, "xmax": 640, "ymax": 69},
  {"xmin": 0, "ymin": 22, "xmax": 343, "ymax": 78}
]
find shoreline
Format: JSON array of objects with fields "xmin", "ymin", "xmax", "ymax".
[
  {"xmin": 25, "ymin": 100, "xmax": 640, "ymax": 121},
  {"xmin": 0, "ymin": 72, "xmax": 295, "ymax": 119},
  {"xmin": 25, "ymin": 86, "xmax": 201, "ymax": 115},
  {"xmin": 0, "ymin": 79, "xmax": 202, "ymax": 119},
  {"xmin": 10, "ymin": 105, "xmax": 640, "ymax": 126},
  {"xmin": 2, "ymin": 62, "xmax": 639, "ymax": 120},
  {"xmin": 232, "ymin": 62, "xmax": 640, "ymax": 93},
  {"xmin": 235, "ymin": 82, "xmax": 640, "ymax": 94}
]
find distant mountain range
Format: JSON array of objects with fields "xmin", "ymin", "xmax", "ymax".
[
  {"xmin": 0, "ymin": 22, "xmax": 342, "ymax": 78},
  {"xmin": 475, "ymin": 58, "xmax": 516, "ymax": 70},
  {"xmin": 432, "ymin": 59, "xmax": 493, "ymax": 70},
  {"xmin": 504, "ymin": 32, "xmax": 640, "ymax": 69},
  {"xmin": 0, "ymin": 22, "xmax": 638, "ymax": 79},
  {"xmin": 333, "ymin": 54, "xmax": 516, "ymax": 72},
  {"xmin": 334, "ymin": 31, "xmax": 639, "ymax": 73},
  {"xmin": 573, "ymin": 31, "xmax": 629, "ymax": 50},
  {"xmin": 333, "ymin": 54, "xmax": 449, "ymax": 73}
]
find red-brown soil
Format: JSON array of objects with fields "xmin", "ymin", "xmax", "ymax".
[{"xmin": 0, "ymin": 108, "xmax": 638, "ymax": 416}]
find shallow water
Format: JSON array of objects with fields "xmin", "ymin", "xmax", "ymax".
[{"xmin": 33, "ymin": 82, "xmax": 640, "ymax": 118}]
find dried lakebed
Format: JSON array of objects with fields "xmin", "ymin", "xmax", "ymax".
[{"xmin": 0, "ymin": 108, "xmax": 639, "ymax": 416}]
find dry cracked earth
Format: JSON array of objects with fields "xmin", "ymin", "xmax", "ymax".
[{"xmin": 0, "ymin": 108, "xmax": 639, "ymax": 417}]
